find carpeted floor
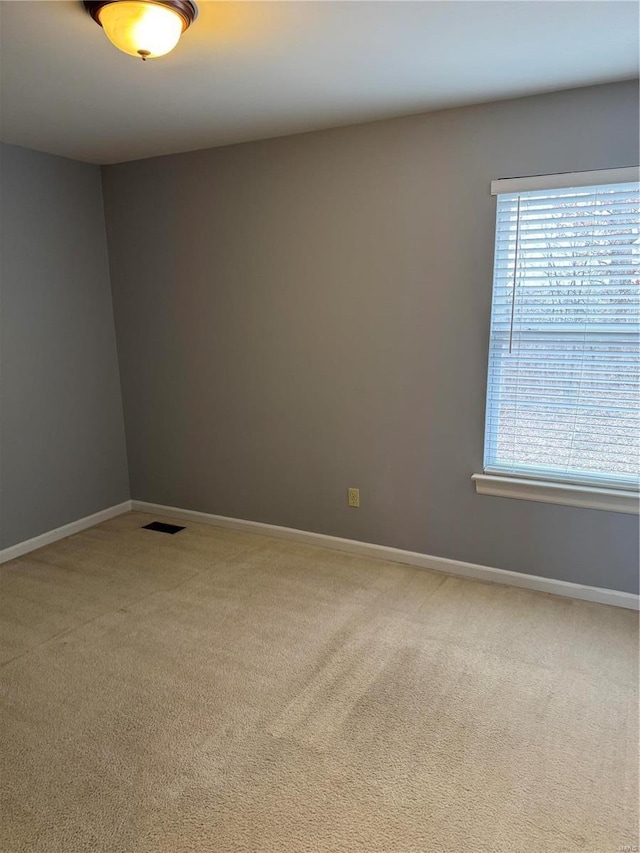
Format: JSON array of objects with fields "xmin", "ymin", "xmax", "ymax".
[{"xmin": 0, "ymin": 511, "xmax": 638, "ymax": 853}]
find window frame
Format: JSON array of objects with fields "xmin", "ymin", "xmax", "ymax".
[{"xmin": 473, "ymin": 167, "xmax": 640, "ymax": 514}]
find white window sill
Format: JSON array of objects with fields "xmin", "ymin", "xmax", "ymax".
[{"xmin": 472, "ymin": 474, "xmax": 639, "ymax": 515}]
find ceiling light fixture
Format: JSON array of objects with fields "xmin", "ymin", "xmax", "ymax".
[{"xmin": 84, "ymin": 1, "xmax": 197, "ymax": 61}]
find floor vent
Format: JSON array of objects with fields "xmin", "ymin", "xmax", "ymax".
[{"xmin": 142, "ymin": 521, "xmax": 185, "ymax": 535}]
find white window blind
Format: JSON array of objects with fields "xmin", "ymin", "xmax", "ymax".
[{"xmin": 484, "ymin": 173, "xmax": 640, "ymax": 491}]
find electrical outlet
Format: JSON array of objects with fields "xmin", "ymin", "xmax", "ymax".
[{"xmin": 348, "ymin": 488, "xmax": 360, "ymax": 508}]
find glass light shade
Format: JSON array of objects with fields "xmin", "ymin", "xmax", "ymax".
[{"xmin": 98, "ymin": 1, "xmax": 184, "ymax": 59}]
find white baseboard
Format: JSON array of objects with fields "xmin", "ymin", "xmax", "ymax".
[
  {"xmin": 131, "ymin": 500, "xmax": 639, "ymax": 611},
  {"xmin": 0, "ymin": 501, "xmax": 133, "ymax": 564},
  {"xmin": 2, "ymin": 498, "xmax": 635, "ymax": 611}
]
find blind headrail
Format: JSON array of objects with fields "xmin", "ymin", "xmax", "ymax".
[{"xmin": 491, "ymin": 167, "xmax": 640, "ymax": 196}]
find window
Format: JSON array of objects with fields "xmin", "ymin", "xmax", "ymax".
[{"xmin": 475, "ymin": 167, "xmax": 640, "ymax": 512}]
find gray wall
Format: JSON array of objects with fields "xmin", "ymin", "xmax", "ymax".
[
  {"xmin": 102, "ymin": 80, "xmax": 639, "ymax": 594},
  {"xmin": 0, "ymin": 143, "xmax": 129, "ymax": 548}
]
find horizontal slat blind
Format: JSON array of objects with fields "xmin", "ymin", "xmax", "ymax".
[{"xmin": 484, "ymin": 179, "xmax": 640, "ymax": 490}]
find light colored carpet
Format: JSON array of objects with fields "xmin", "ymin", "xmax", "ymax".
[{"xmin": 0, "ymin": 511, "xmax": 637, "ymax": 853}]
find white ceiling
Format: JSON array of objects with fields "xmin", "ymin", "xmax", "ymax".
[{"xmin": 1, "ymin": 1, "xmax": 638, "ymax": 164}]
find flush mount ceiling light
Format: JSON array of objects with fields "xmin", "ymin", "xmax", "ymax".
[{"xmin": 84, "ymin": 1, "xmax": 197, "ymax": 60}]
